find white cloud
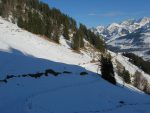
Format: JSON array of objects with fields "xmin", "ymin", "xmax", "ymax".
[{"xmin": 88, "ymin": 11, "xmax": 123, "ymax": 17}]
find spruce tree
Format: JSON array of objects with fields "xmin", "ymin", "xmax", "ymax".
[
  {"xmin": 72, "ymin": 32, "xmax": 79, "ymax": 51},
  {"xmin": 52, "ymin": 24, "xmax": 60, "ymax": 43},
  {"xmin": 72, "ymin": 30, "xmax": 84, "ymax": 51},
  {"xmin": 100, "ymin": 54, "xmax": 116, "ymax": 85},
  {"xmin": 122, "ymin": 68, "xmax": 131, "ymax": 84},
  {"xmin": 63, "ymin": 26, "xmax": 70, "ymax": 40},
  {"xmin": 17, "ymin": 17, "xmax": 24, "ymax": 28},
  {"xmin": 0, "ymin": 2, "xmax": 2, "ymax": 16}
]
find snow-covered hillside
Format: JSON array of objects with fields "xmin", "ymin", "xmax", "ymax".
[
  {"xmin": 110, "ymin": 51, "xmax": 150, "ymax": 83},
  {"xmin": 0, "ymin": 17, "xmax": 150, "ymax": 113}
]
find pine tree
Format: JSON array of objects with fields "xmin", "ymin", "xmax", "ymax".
[
  {"xmin": 39, "ymin": 1, "xmax": 49, "ymax": 15},
  {"xmin": 78, "ymin": 29, "xmax": 84, "ymax": 48},
  {"xmin": 100, "ymin": 54, "xmax": 116, "ymax": 85},
  {"xmin": 122, "ymin": 68, "xmax": 131, "ymax": 84},
  {"xmin": 17, "ymin": 16, "xmax": 24, "ymax": 28},
  {"xmin": 72, "ymin": 32, "xmax": 79, "ymax": 51},
  {"xmin": 44, "ymin": 17, "xmax": 52, "ymax": 38},
  {"xmin": 63, "ymin": 26, "xmax": 69, "ymax": 40},
  {"xmin": 0, "ymin": 2, "xmax": 2, "ymax": 16},
  {"xmin": 71, "ymin": 29, "xmax": 84, "ymax": 51},
  {"xmin": 52, "ymin": 24, "xmax": 60, "ymax": 43}
]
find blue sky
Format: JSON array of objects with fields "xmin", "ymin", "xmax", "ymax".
[{"xmin": 42, "ymin": 0, "xmax": 150, "ymax": 28}]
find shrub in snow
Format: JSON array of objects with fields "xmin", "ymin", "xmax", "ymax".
[
  {"xmin": 45, "ymin": 69, "xmax": 61, "ymax": 76},
  {"xmin": 6, "ymin": 75, "xmax": 15, "ymax": 79},
  {"xmin": 28, "ymin": 72, "xmax": 43, "ymax": 78},
  {"xmin": 80, "ymin": 72, "xmax": 88, "ymax": 76},
  {"xmin": 63, "ymin": 71, "xmax": 72, "ymax": 74},
  {"xmin": 0, "ymin": 79, "xmax": 7, "ymax": 83}
]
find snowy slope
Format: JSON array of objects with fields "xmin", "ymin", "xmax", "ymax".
[
  {"xmin": 110, "ymin": 51, "xmax": 150, "ymax": 83},
  {"xmin": 0, "ymin": 17, "xmax": 94, "ymax": 79},
  {"xmin": 0, "ymin": 17, "xmax": 150, "ymax": 113}
]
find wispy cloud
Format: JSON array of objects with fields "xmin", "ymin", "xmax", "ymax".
[
  {"xmin": 88, "ymin": 11, "xmax": 149, "ymax": 18},
  {"xmin": 100, "ymin": 12, "xmax": 122, "ymax": 17},
  {"xmin": 88, "ymin": 11, "xmax": 123, "ymax": 17}
]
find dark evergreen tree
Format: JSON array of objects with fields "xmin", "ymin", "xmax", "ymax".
[
  {"xmin": 122, "ymin": 68, "xmax": 131, "ymax": 84},
  {"xmin": 52, "ymin": 24, "xmax": 60, "ymax": 43},
  {"xmin": 72, "ymin": 29, "xmax": 84, "ymax": 51},
  {"xmin": 100, "ymin": 54, "xmax": 116, "ymax": 85},
  {"xmin": 44, "ymin": 17, "xmax": 52, "ymax": 38},
  {"xmin": 63, "ymin": 26, "xmax": 70, "ymax": 40},
  {"xmin": 79, "ymin": 24, "xmax": 87, "ymax": 35},
  {"xmin": 27, "ymin": 0, "xmax": 39, "ymax": 10},
  {"xmin": 72, "ymin": 32, "xmax": 80, "ymax": 51},
  {"xmin": 0, "ymin": 2, "xmax": 2, "ymax": 16},
  {"xmin": 39, "ymin": 1, "xmax": 49, "ymax": 15},
  {"xmin": 17, "ymin": 17, "xmax": 24, "ymax": 28},
  {"xmin": 86, "ymin": 29, "xmax": 106, "ymax": 52}
]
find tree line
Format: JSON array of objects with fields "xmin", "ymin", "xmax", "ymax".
[
  {"xmin": 0, "ymin": 0, "xmax": 105, "ymax": 52},
  {"xmin": 123, "ymin": 53, "xmax": 150, "ymax": 75}
]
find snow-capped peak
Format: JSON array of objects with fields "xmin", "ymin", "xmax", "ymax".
[
  {"xmin": 95, "ymin": 25, "xmax": 105, "ymax": 33},
  {"xmin": 92, "ymin": 17, "xmax": 150, "ymax": 40},
  {"xmin": 120, "ymin": 18, "xmax": 135, "ymax": 26},
  {"xmin": 107, "ymin": 23, "xmax": 121, "ymax": 30},
  {"xmin": 137, "ymin": 17, "xmax": 150, "ymax": 26},
  {"xmin": 96, "ymin": 25, "xmax": 105, "ymax": 29}
]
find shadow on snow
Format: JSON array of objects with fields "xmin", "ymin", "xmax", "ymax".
[{"xmin": 0, "ymin": 48, "xmax": 95, "ymax": 82}]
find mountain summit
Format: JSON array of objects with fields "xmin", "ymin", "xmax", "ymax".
[
  {"xmin": 92, "ymin": 17, "xmax": 150, "ymax": 40},
  {"xmin": 92, "ymin": 17, "xmax": 150, "ymax": 61}
]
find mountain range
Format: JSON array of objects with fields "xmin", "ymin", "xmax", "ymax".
[{"xmin": 92, "ymin": 17, "xmax": 150, "ymax": 61}]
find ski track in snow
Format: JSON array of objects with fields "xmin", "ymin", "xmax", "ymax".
[{"xmin": 23, "ymin": 79, "xmax": 100, "ymax": 113}]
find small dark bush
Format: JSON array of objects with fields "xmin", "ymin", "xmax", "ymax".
[
  {"xmin": 2, "ymin": 79, "xmax": 7, "ymax": 83},
  {"xmin": 80, "ymin": 72, "xmax": 88, "ymax": 76},
  {"xmin": 22, "ymin": 74, "xmax": 28, "ymax": 77},
  {"xmin": 6, "ymin": 75, "xmax": 15, "ymax": 79},
  {"xmin": 63, "ymin": 71, "xmax": 72, "ymax": 74},
  {"xmin": 45, "ymin": 69, "xmax": 61, "ymax": 76},
  {"xmin": 119, "ymin": 101, "xmax": 125, "ymax": 104},
  {"xmin": 28, "ymin": 72, "xmax": 43, "ymax": 78}
]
